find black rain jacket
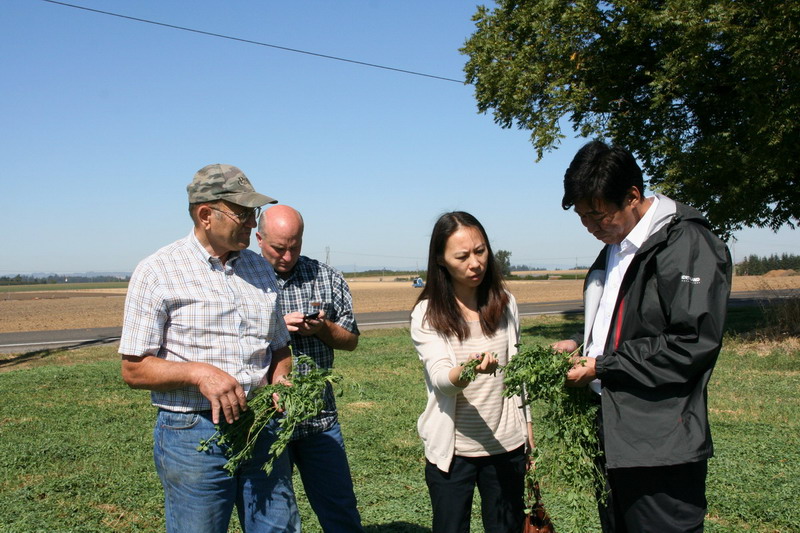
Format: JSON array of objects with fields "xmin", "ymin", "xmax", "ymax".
[{"xmin": 589, "ymin": 197, "xmax": 732, "ymax": 469}]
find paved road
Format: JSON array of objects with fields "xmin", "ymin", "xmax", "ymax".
[{"xmin": 0, "ymin": 290, "xmax": 783, "ymax": 354}]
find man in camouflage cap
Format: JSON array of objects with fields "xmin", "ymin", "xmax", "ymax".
[{"xmin": 120, "ymin": 164, "xmax": 299, "ymax": 532}]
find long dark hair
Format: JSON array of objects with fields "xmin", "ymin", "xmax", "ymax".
[{"xmin": 416, "ymin": 211, "xmax": 509, "ymax": 341}]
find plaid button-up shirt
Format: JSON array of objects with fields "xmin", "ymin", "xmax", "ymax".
[
  {"xmin": 119, "ymin": 232, "xmax": 290, "ymax": 412},
  {"xmin": 274, "ymin": 256, "xmax": 359, "ymax": 439}
]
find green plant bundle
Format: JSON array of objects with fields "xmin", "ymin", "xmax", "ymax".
[
  {"xmin": 459, "ymin": 354, "xmax": 482, "ymax": 382},
  {"xmin": 458, "ymin": 352, "xmax": 499, "ymax": 382},
  {"xmin": 503, "ymin": 344, "xmax": 604, "ymax": 533},
  {"xmin": 197, "ymin": 355, "xmax": 340, "ymax": 476}
]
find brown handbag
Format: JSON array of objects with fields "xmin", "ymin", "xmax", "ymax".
[{"xmin": 522, "ymin": 476, "xmax": 556, "ymax": 533}]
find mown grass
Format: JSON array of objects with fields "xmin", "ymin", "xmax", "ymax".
[{"xmin": 1, "ymin": 309, "xmax": 798, "ymax": 532}]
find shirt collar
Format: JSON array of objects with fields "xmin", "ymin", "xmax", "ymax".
[
  {"xmin": 277, "ymin": 255, "xmax": 309, "ymax": 285},
  {"xmin": 619, "ymin": 195, "xmax": 659, "ymax": 254},
  {"xmin": 186, "ymin": 231, "xmax": 240, "ymax": 269}
]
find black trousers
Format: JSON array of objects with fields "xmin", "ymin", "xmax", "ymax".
[
  {"xmin": 596, "ymin": 408, "xmax": 708, "ymax": 533},
  {"xmin": 425, "ymin": 446, "xmax": 526, "ymax": 533},
  {"xmin": 602, "ymin": 461, "xmax": 708, "ymax": 533}
]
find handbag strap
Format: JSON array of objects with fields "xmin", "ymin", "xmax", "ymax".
[{"xmin": 532, "ymin": 481, "xmax": 544, "ymax": 505}]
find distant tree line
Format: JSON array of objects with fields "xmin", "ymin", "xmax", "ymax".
[
  {"xmin": 349, "ymin": 269, "xmax": 423, "ymax": 277},
  {"xmin": 510, "ymin": 265, "xmax": 548, "ymax": 272},
  {"xmin": 509, "ymin": 265, "xmax": 591, "ymax": 272},
  {"xmin": 736, "ymin": 254, "xmax": 800, "ymax": 276},
  {"xmin": 0, "ymin": 274, "xmax": 130, "ymax": 286}
]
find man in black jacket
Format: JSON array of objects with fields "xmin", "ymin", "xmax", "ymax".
[{"xmin": 555, "ymin": 141, "xmax": 732, "ymax": 532}]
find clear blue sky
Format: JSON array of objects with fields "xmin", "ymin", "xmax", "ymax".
[{"xmin": 2, "ymin": 0, "xmax": 797, "ymax": 275}]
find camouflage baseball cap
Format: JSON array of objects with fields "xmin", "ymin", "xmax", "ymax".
[{"xmin": 187, "ymin": 164, "xmax": 278, "ymax": 207}]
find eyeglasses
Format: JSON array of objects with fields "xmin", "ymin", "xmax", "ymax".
[
  {"xmin": 576, "ymin": 208, "xmax": 617, "ymax": 225},
  {"xmin": 209, "ymin": 205, "xmax": 261, "ymax": 224}
]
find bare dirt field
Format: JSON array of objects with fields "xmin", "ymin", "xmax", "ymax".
[{"xmin": 1, "ymin": 275, "xmax": 798, "ymax": 333}]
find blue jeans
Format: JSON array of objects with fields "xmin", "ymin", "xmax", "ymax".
[
  {"xmin": 289, "ymin": 421, "xmax": 364, "ymax": 532},
  {"xmin": 153, "ymin": 409, "xmax": 299, "ymax": 533}
]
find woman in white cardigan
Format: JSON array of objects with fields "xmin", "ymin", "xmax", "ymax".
[{"xmin": 411, "ymin": 211, "xmax": 530, "ymax": 533}]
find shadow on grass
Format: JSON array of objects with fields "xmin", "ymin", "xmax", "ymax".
[
  {"xmin": 521, "ymin": 313, "xmax": 585, "ymax": 341},
  {"xmin": 724, "ymin": 306, "xmax": 766, "ymax": 337},
  {"xmin": 365, "ymin": 523, "xmax": 430, "ymax": 533},
  {"xmin": 519, "ymin": 300, "xmax": 783, "ymax": 343},
  {"xmin": 0, "ymin": 337, "xmax": 119, "ymax": 371},
  {"xmin": 0, "ymin": 347, "xmax": 63, "ymax": 370}
]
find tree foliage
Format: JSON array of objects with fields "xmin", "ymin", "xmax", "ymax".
[
  {"xmin": 496, "ymin": 248, "xmax": 512, "ymax": 276},
  {"xmin": 462, "ymin": 0, "xmax": 800, "ymax": 238}
]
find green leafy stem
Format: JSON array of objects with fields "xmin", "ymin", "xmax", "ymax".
[
  {"xmin": 197, "ymin": 355, "xmax": 340, "ymax": 477},
  {"xmin": 503, "ymin": 344, "xmax": 605, "ymax": 533}
]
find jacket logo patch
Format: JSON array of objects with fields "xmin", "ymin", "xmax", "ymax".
[{"xmin": 681, "ymin": 274, "xmax": 701, "ymax": 285}]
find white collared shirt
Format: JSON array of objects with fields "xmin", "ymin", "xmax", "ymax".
[
  {"xmin": 119, "ymin": 232, "xmax": 290, "ymax": 411},
  {"xmin": 586, "ymin": 196, "xmax": 660, "ymax": 393}
]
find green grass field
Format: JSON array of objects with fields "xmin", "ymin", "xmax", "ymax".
[{"xmin": 0, "ymin": 309, "xmax": 798, "ymax": 532}]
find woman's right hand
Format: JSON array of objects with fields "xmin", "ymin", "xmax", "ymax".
[
  {"xmin": 469, "ymin": 352, "xmax": 499, "ymax": 374},
  {"xmin": 449, "ymin": 352, "xmax": 499, "ymax": 386}
]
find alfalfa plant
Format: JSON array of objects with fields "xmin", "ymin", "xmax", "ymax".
[
  {"xmin": 503, "ymin": 344, "xmax": 605, "ymax": 533},
  {"xmin": 197, "ymin": 355, "xmax": 340, "ymax": 476}
]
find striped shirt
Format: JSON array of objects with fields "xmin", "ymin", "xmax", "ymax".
[
  {"xmin": 274, "ymin": 256, "xmax": 359, "ymax": 439},
  {"xmin": 119, "ymin": 232, "xmax": 290, "ymax": 412},
  {"xmin": 454, "ymin": 318, "xmax": 525, "ymax": 456}
]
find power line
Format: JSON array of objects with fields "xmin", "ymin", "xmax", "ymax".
[
  {"xmin": 40, "ymin": 0, "xmax": 466, "ymax": 84},
  {"xmin": 315, "ymin": 249, "xmax": 427, "ymax": 261}
]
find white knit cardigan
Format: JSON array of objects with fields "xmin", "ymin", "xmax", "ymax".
[{"xmin": 410, "ymin": 292, "xmax": 527, "ymax": 473}]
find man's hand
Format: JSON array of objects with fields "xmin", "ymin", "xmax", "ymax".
[
  {"xmin": 121, "ymin": 355, "xmax": 247, "ymax": 425},
  {"xmin": 193, "ymin": 363, "xmax": 248, "ymax": 425},
  {"xmin": 269, "ymin": 373, "xmax": 292, "ymax": 413},
  {"xmin": 267, "ymin": 346, "xmax": 293, "ymax": 412},
  {"xmin": 283, "ymin": 310, "xmax": 327, "ymax": 336},
  {"xmin": 565, "ymin": 356, "xmax": 597, "ymax": 388},
  {"xmin": 552, "ymin": 339, "xmax": 579, "ymax": 353}
]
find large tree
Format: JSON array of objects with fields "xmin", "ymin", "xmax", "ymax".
[
  {"xmin": 496, "ymin": 249, "xmax": 512, "ymax": 276},
  {"xmin": 462, "ymin": 0, "xmax": 800, "ymax": 238}
]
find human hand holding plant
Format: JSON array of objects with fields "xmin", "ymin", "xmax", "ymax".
[
  {"xmin": 457, "ymin": 352, "xmax": 499, "ymax": 383},
  {"xmin": 565, "ymin": 356, "xmax": 596, "ymax": 387},
  {"xmin": 197, "ymin": 355, "xmax": 340, "ymax": 476},
  {"xmin": 503, "ymin": 343, "xmax": 604, "ymax": 532},
  {"xmin": 551, "ymin": 339, "xmax": 578, "ymax": 354},
  {"xmin": 193, "ymin": 363, "xmax": 249, "ymax": 425}
]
